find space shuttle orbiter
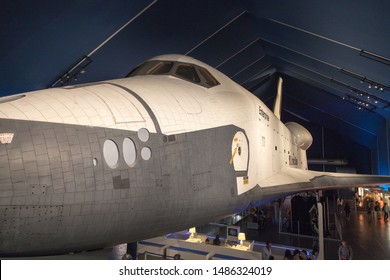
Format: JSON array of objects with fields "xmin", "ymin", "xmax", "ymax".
[{"xmin": 0, "ymin": 54, "xmax": 389, "ymax": 256}]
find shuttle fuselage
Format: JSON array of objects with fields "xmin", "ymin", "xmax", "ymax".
[{"xmin": 0, "ymin": 55, "xmax": 388, "ymax": 256}]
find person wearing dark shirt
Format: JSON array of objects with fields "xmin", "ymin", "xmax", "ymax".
[
  {"xmin": 213, "ymin": 234, "xmax": 221, "ymax": 245},
  {"xmin": 338, "ymin": 240, "xmax": 353, "ymax": 260},
  {"xmin": 344, "ymin": 202, "xmax": 351, "ymax": 219}
]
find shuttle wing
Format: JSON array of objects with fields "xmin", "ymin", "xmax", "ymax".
[{"xmin": 259, "ymin": 167, "xmax": 390, "ymax": 197}]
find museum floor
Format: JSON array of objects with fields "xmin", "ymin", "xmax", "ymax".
[{"xmin": 238, "ymin": 208, "xmax": 390, "ymax": 260}]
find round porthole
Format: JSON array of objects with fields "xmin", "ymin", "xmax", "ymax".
[
  {"xmin": 103, "ymin": 139, "xmax": 119, "ymax": 169},
  {"xmin": 123, "ymin": 138, "xmax": 137, "ymax": 167},
  {"xmin": 138, "ymin": 128, "xmax": 150, "ymax": 142},
  {"xmin": 141, "ymin": 147, "xmax": 152, "ymax": 161}
]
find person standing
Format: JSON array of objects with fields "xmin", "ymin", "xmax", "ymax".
[
  {"xmin": 338, "ymin": 240, "xmax": 353, "ymax": 260},
  {"xmin": 212, "ymin": 234, "xmax": 221, "ymax": 246},
  {"xmin": 337, "ymin": 197, "xmax": 343, "ymax": 214},
  {"xmin": 262, "ymin": 241, "xmax": 272, "ymax": 260},
  {"xmin": 374, "ymin": 201, "xmax": 380, "ymax": 219},
  {"xmin": 383, "ymin": 203, "xmax": 389, "ymax": 222},
  {"xmin": 344, "ymin": 202, "xmax": 351, "ymax": 220},
  {"xmin": 367, "ymin": 201, "xmax": 373, "ymax": 221}
]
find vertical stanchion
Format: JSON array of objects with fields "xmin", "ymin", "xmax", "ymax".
[{"xmin": 316, "ymin": 192, "xmax": 324, "ymax": 260}]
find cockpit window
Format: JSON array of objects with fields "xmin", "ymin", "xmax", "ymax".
[
  {"xmin": 128, "ymin": 60, "xmax": 219, "ymax": 88},
  {"xmin": 129, "ymin": 61, "xmax": 173, "ymax": 77},
  {"xmin": 148, "ymin": 61, "xmax": 174, "ymax": 75},
  {"xmin": 175, "ymin": 64, "xmax": 200, "ymax": 83},
  {"xmin": 198, "ymin": 67, "xmax": 220, "ymax": 87}
]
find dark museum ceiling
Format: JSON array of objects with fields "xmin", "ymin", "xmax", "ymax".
[{"xmin": 0, "ymin": 0, "xmax": 389, "ymax": 152}]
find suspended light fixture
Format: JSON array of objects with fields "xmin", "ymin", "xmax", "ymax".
[{"xmin": 340, "ymin": 69, "xmax": 389, "ymax": 93}]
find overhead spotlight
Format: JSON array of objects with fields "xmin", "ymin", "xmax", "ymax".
[
  {"xmin": 80, "ymin": 68, "xmax": 86, "ymax": 74},
  {"xmin": 380, "ymin": 87, "xmax": 384, "ymax": 92},
  {"xmin": 375, "ymin": 100, "xmax": 378, "ymax": 104},
  {"xmin": 339, "ymin": 68, "xmax": 388, "ymax": 93}
]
